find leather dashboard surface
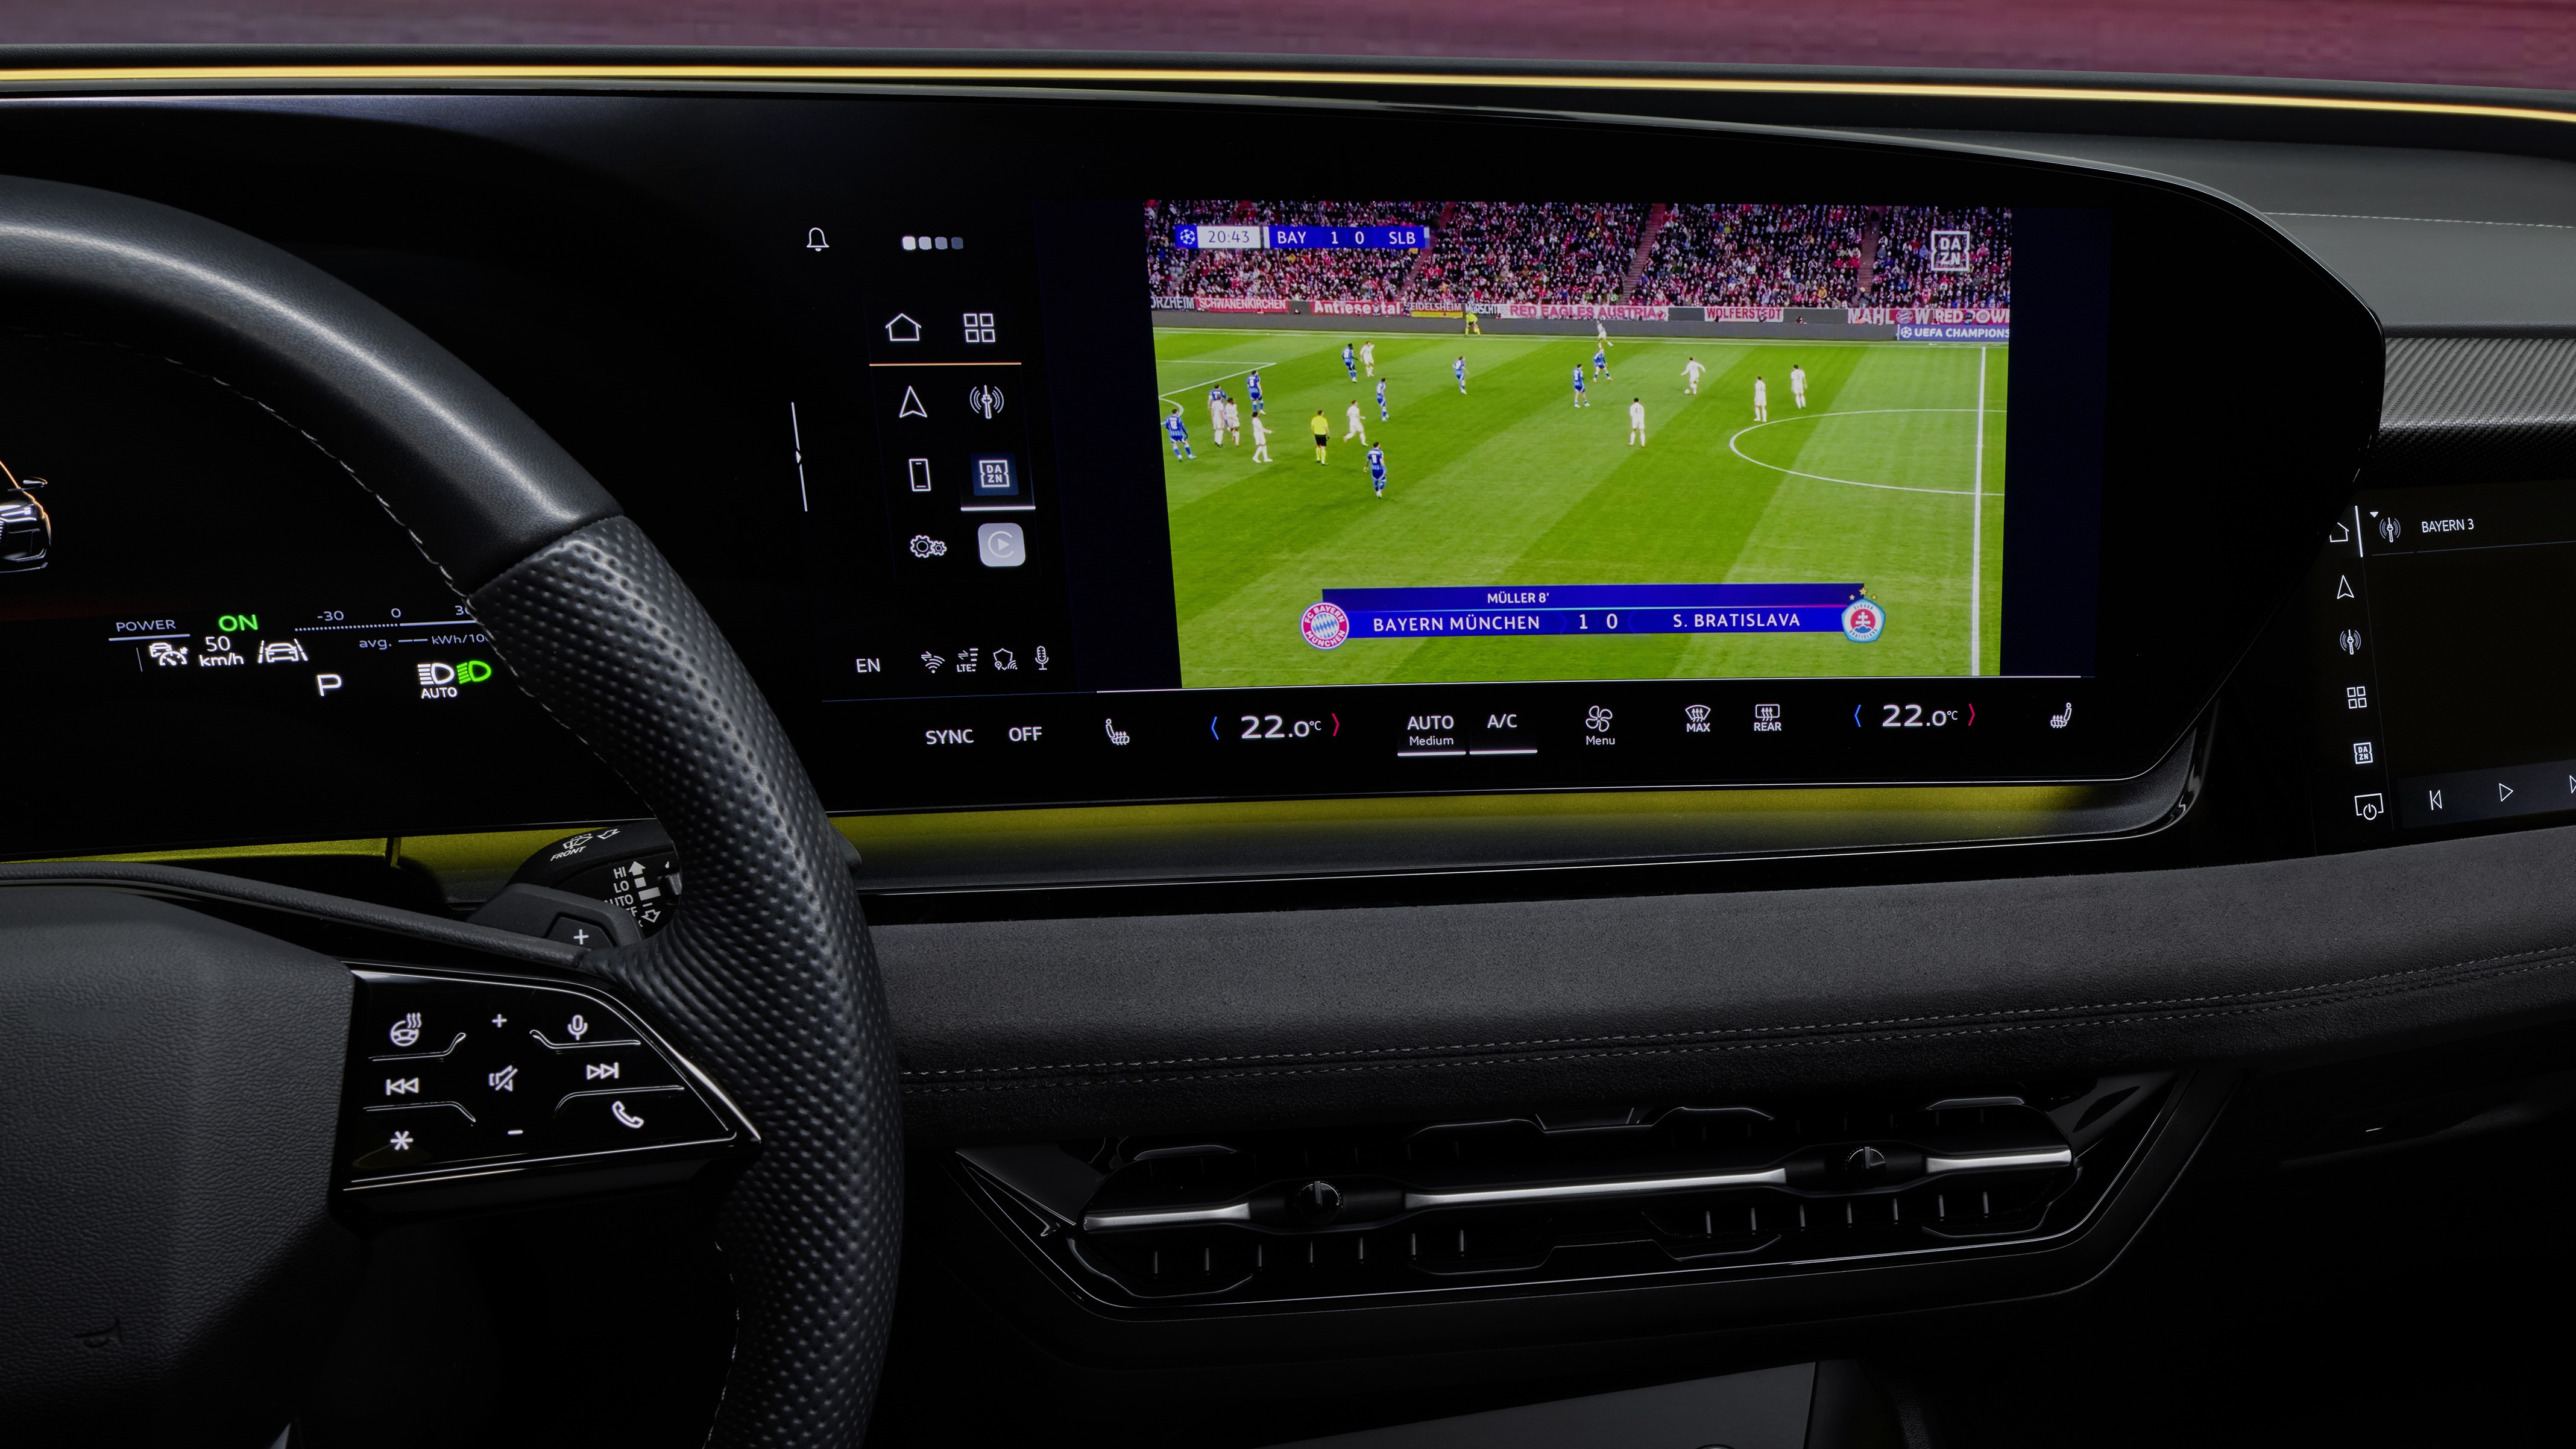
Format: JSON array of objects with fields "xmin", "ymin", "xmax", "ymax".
[{"xmin": 879, "ymin": 823, "xmax": 2576, "ymax": 1140}]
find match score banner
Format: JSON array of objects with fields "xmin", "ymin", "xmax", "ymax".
[
  {"xmin": 1173, "ymin": 224, "xmax": 1431, "ymax": 251},
  {"xmin": 1315, "ymin": 583, "xmax": 1876, "ymax": 640}
]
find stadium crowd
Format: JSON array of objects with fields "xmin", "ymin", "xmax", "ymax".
[
  {"xmin": 1628, "ymin": 203, "xmax": 1867, "ymax": 307},
  {"xmin": 1143, "ymin": 200, "xmax": 2011, "ymax": 310},
  {"xmin": 1405, "ymin": 201, "xmax": 1650, "ymax": 306}
]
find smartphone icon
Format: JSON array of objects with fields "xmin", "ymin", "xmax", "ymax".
[{"xmin": 611, "ymin": 1101, "xmax": 647, "ymax": 1129}]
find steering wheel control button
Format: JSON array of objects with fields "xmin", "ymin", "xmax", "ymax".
[
  {"xmin": 351, "ymin": 1121, "xmax": 455, "ymax": 1173},
  {"xmin": 339, "ymin": 969, "xmax": 750, "ymax": 1202},
  {"xmin": 528, "ymin": 1015, "xmax": 643, "ymax": 1051},
  {"xmin": 553, "ymin": 1085, "xmax": 725, "ymax": 1153}
]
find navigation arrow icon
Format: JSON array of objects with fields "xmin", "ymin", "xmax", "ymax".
[
  {"xmin": 898, "ymin": 386, "xmax": 928, "ymax": 418},
  {"xmin": 2335, "ymin": 575, "xmax": 2355, "ymax": 600},
  {"xmin": 2500, "ymin": 782, "xmax": 2515, "ymax": 802}
]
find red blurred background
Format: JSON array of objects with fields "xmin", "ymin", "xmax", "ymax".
[{"xmin": 0, "ymin": 1, "xmax": 2567, "ymax": 93}]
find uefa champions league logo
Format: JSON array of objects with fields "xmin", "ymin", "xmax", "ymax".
[
  {"xmin": 1300, "ymin": 600, "xmax": 1350, "ymax": 649},
  {"xmin": 1841, "ymin": 596, "xmax": 1886, "ymax": 643}
]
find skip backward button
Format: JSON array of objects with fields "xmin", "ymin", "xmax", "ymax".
[{"xmin": 2397, "ymin": 758, "xmax": 2576, "ymax": 828}]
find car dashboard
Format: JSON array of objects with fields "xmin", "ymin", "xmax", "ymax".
[{"xmin": 8, "ymin": 57, "xmax": 2576, "ymax": 1448}]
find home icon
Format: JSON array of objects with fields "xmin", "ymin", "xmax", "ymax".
[{"xmin": 883, "ymin": 313, "xmax": 922, "ymax": 342}]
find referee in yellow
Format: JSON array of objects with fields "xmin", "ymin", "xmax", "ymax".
[{"xmin": 1310, "ymin": 408, "xmax": 1331, "ymax": 464}]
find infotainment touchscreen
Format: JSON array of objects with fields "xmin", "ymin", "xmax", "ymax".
[
  {"xmin": 786, "ymin": 181, "xmax": 2165, "ymax": 806},
  {"xmin": 1145, "ymin": 201, "xmax": 2018, "ymax": 687}
]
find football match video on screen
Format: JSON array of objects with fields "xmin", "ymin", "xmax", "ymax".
[{"xmin": 1144, "ymin": 200, "xmax": 2012, "ymax": 688}]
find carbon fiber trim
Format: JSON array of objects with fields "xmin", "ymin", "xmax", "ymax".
[
  {"xmin": 2373, "ymin": 333, "xmax": 2576, "ymax": 483},
  {"xmin": 471, "ymin": 516, "xmax": 901, "ymax": 1449}
]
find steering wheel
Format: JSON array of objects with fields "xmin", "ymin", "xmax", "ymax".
[{"xmin": 0, "ymin": 176, "xmax": 902, "ymax": 1447}]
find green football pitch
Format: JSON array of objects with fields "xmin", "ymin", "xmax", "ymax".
[{"xmin": 1156, "ymin": 327, "xmax": 2006, "ymax": 688}]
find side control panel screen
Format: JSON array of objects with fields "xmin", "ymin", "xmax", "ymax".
[{"xmin": 2311, "ymin": 480, "xmax": 2576, "ymax": 845}]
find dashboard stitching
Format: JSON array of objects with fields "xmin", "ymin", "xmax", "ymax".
[
  {"xmin": 896, "ymin": 941, "xmax": 2576, "ymax": 1081},
  {"xmin": 2269, "ymin": 210, "xmax": 2576, "ymax": 231}
]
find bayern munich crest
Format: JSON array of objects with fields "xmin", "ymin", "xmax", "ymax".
[
  {"xmin": 1841, "ymin": 596, "xmax": 1886, "ymax": 643},
  {"xmin": 1300, "ymin": 600, "xmax": 1352, "ymax": 650}
]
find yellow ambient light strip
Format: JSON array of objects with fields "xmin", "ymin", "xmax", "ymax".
[{"xmin": 0, "ymin": 64, "xmax": 2565, "ymax": 130}]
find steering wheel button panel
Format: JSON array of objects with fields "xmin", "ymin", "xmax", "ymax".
[{"xmin": 338, "ymin": 967, "xmax": 752, "ymax": 1198}]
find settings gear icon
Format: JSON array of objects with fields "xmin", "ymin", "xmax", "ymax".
[{"xmin": 909, "ymin": 533, "xmax": 949, "ymax": 559}]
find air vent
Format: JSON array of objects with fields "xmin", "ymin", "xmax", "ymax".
[{"xmin": 954, "ymin": 1075, "xmax": 2172, "ymax": 1310}]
